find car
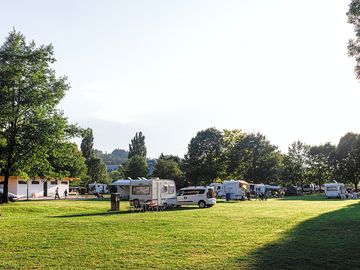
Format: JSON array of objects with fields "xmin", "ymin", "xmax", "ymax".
[
  {"xmin": 0, "ymin": 188, "xmax": 18, "ymax": 202},
  {"xmin": 176, "ymin": 186, "xmax": 216, "ymax": 208}
]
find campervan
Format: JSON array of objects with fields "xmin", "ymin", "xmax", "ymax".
[
  {"xmin": 112, "ymin": 178, "xmax": 177, "ymax": 207},
  {"xmin": 88, "ymin": 183, "xmax": 109, "ymax": 194},
  {"xmin": 223, "ymin": 180, "xmax": 249, "ymax": 200},
  {"xmin": 176, "ymin": 186, "xmax": 216, "ymax": 208},
  {"xmin": 324, "ymin": 182, "xmax": 349, "ymax": 199},
  {"xmin": 209, "ymin": 183, "xmax": 225, "ymax": 198}
]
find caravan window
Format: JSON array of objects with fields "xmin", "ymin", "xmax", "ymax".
[
  {"xmin": 163, "ymin": 185, "xmax": 168, "ymax": 193},
  {"xmin": 132, "ymin": 186, "xmax": 150, "ymax": 195},
  {"xmin": 169, "ymin": 185, "xmax": 175, "ymax": 194},
  {"xmin": 326, "ymin": 186, "xmax": 338, "ymax": 192}
]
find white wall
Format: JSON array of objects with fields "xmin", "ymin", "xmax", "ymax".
[{"xmin": 9, "ymin": 179, "xmax": 70, "ymax": 198}]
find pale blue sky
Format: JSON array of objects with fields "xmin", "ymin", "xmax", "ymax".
[{"xmin": 1, "ymin": 0, "xmax": 359, "ymax": 157}]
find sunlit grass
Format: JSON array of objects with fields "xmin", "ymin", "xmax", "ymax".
[{"xmin": 0, "ymin": 195, "xmax": 358, "ymax": 269}]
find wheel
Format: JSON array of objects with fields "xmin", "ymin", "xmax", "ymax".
[{"xmin": 198, "ymin": 200, "xmax": 206, "ymax": 208}]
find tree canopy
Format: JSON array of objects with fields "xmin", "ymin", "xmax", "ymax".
[
  {"xmin": 128, "ymin": 132, "xmax": 147, "ymax": 158},
  {"xmin": 0, "ymin": 30, "xmax": 80, "ymax": 202}
]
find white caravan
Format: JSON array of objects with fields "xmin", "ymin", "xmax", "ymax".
[
  {"xmin": 176, "ymin": 186, "xmax": 216, "ymax": 208},
  {"xmin": 324, "ymin": 182, "xmax": 349, "ymax": 199},
  {"xmin": 112, "ymin": 178, "xmax": 177, "ymax": 207},
  {"xmin": 209, "ymin": 183, "xmax": 225, "ymax": 198},
  {"xmin": 223, "ymin": 180, "xmax": 249, "ymax": 200}
]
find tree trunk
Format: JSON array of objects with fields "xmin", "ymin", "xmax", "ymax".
[{"xmin": 2, "ymin": 170, "xmax": 10, "ymax": 203}]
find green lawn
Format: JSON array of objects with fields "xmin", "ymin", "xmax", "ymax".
[{"xmin": 1, "ymin": 196, "xmax": 359, "ymax": 270}]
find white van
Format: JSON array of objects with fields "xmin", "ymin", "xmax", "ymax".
[{"xmin": 176, "ymin": 186, "xmax": 216, "ymax": 208}]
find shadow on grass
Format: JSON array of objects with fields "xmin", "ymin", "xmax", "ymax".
[
  {"xmin": 49, "ymin": 206, "xmax": 200, "ymax": 218},
  {"xmin": 244, "ymin": 202, "xmax": 360, "ymax": 270},
  {"xmin": 279, "ymin": 194, "xmax": 335, "ymax": 201}
]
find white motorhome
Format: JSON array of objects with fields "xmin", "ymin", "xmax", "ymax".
[
  {"xmin": 324, "ymin": 182, "xmax": 349, "ymax": 199},
  {"xmin": 88, "ymin": 183, "xmax": 109, "ymax": 194},
  {"xmin": 176, "ymin": 186, "xmax": 216, "ymax": 208},
  {"xmin": 112, "ymin": 178, "xmax": 177, "ymax": 207},
  {"xmin": 209, "ymin": 183, "xmax": 225, "ymax": 198},
  {"xmin": 223, "ymin": 180, "xmax": 249, "ymax": 200}
]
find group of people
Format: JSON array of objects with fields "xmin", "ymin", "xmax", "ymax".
[{"xmin": 54, "ymin": 187, "xmax": 68, "ymax": 200}]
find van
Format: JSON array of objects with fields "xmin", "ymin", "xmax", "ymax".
[
  {"xmin": 209, "ymin": 183, "xmax": 225, "ymax": 198},
  {"xmin": 176, "ymin": 186, "xmax": 216, "ymax": 208}
]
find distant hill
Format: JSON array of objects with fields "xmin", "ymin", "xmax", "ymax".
[{"xmin": 94, "ymin": 148, "xmax": 129, "ymax": 165}]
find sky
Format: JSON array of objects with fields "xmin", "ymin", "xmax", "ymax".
[{"xmin": 1, "ymin": 0, "xmax": 360, "ymax": 158}]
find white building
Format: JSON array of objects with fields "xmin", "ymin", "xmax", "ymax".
[{"xmin": 0, "ymin": 176, "xmax": 77, "ymax": 198}]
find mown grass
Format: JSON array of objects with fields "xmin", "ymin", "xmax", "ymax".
[{"xmin": 0, "ymin": 195, "xmax": 359, "ymax": 269}]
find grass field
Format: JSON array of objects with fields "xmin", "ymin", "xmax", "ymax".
[{"xmin": 1, "ymin": 196, "xmax": 360, "ymax": 270}]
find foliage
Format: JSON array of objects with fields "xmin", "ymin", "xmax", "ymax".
[
  {"xmin": 184, "ymin": 128, "xmax": 224, "ymax": 185},
  {"xmin": 307, "ymin": 143, "xmax": 336, "ymax": 187},
  {"xmin": 280, "ymin": 141, "xmax": 310, "ymax": 186},
  {"xmin": 334, "ymin": 132, "xmax": 360, "ymax": 190},
  {"xmin": 227, "ymin": 132, "xmax": 280, "ymax": 183},
  {"xmin": 94, "ymin": 149, "xmax": 128, "ymax": 165},
  {"xmin": 111, "ymin": 148, "xmax": 129, "ymax": 160},
  {"xmin": 124, "ymin": 155, "xmax": 148, "ymax": 179},
  {"xmin": 0, "ymin": 30, "xmax": 75, "ymax": 202},
  {"xmin": 80, "ymin": 127, "xmax": 110, "ymax": 184},
  {"xmin": 347, "ymin": 0, "xmax": 360, "ymax": 79},
  {"xmin": 152, "ymin": 158, "xmax": 186, "ymax": 188},
  {"xmin": 128, "ymin": 131, "xmax": 147, "ymax": 158}
]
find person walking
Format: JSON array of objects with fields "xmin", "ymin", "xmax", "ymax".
[
  {"xmin": 55, "ymin": 187, "xmax": 60, "ymax": 199},
  {"xmin": 64, "ymin": 189, "xmax": 68, "ymax": 199}
]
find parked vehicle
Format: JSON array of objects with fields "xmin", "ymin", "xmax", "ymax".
[
  {"xmin": 223, "ymin": 180, "xmax": 249, "ymax": 200},
  {"xmin": 112, "ymin": 178, "xmax": 177, "ymax": 207},
  {"xmin": 285, "ymin": 185, "xmax": 303, "ymax": 196},
  {"xmin": 88, "ymin": 183, "xmax": 109, "ymax": 194},
  {"xmin": 209, "ymin": 183, "xmax": 225, "ymax": 198},
  {"xmin": 324, "ymin": 182, "xmax": 349, "ymax": 199},
  {"xmin": 302, "ymin": 183, "xmax": 316, "ymax": 194},
  {"xmin": 0, "ymin": 188, "xmax": 18, "ymax": 202},
  {"xmin": 176, "ymin": 186, "xmax": 216, "ymax": 208}
]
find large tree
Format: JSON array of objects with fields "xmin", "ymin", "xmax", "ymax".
[
  {"xmin": 227, "ymin": 132, "xmax": 280, "ymax": 183},
  {"xmin": 0, "ymin": 30, "xmax": 74, "ymax": 203},
  {"xmin": 183, "ymin": 128, "xmax": 224, "ymax": 185},
  {"xmin": 334, "ymin": 133, "xmax": 360, "ymax": 190},
  {"xmin": 80, "ymin": 128, "xmax": 110, "ymax": 185},
  {"xmin": 128, "ymin": 131, "xmax": 147, "ymax": 158},
  {"xmin": 124, "ymin": 155, "xmax": 148, "ymax": 179},
  {"xmin": 347, "ymin": 0, "xmax": 360, "ymax": 79},
  {"xmin": 153, "ymin": 158, "xmax": 186, "ymax": 188},
  {"xmin": 280, "ymin": 141, "xmax": 310, "ymax": 187}
]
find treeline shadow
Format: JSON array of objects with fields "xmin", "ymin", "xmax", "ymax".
[
  {"xmin": 244, "ymin": 202, "xmax": 360, "ymax": 270},
  {"xmin": 49, "ymin": 206, "xmax": 200, "ymax": 218}
]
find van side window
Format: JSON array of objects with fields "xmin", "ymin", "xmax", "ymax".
[
  {"xmin": 176, "ymin": 190, "xmax": 184, "ymax": 196},
  {"xmin": 198, "ymin": 189, "xmax": 205, "ymax": 194}
]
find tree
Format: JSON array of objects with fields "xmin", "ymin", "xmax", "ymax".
[
  {"xmin": 128, "ymin": 132, "xmax": 147, "ymax": 158},
  {"xmin": 124, "ymin": 156, "xmax": 148, "ymax": 179},
  {"xmin": 334, "ymin": 133, "xmax": 360, "ymax": 190},
  {"xmin": 80, "ymin": 128, "xmax": 109, "ymax": 184},
  {"xmin": 280, "ymin": 141, "xmax": 310, "ymax": 187},
  {"xmin": 227, "ymin": 132, "xmax": 280, "ymax": 183},
  {"xmin": 153, "ymin": 158, "xmax": 186, "ymax": 188},
  {"xmin": 347, "ymin": 0, "xmax": 360, "ymax": 79},
  {"xmin": 308, "ymin": 143, "xmax": 336, "ymax": 189},
  {"xmin": 0, "ymin": 30, "xmax": 73, "ymax": 203},
  {"xmin": 111, "ymin": 148, "xmax": 129, "ymax": 160},
  {"xmin": 183, "ymin": 128, "xmax": 224, "ymax": 185}
]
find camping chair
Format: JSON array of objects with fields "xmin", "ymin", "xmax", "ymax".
[
  {"xmin": 145, "ymin": 199, "xmax": 161, "ymax": 211},
  {"xmin": 130, "ymin": 199, "xmax": 144, "ymax": 213}
]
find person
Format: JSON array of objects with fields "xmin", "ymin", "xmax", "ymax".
[
  {"xmin": 64, "ymin": 189, "xmax": 68, "ymax": 199},
  {"xmin": 55, "ymin": 187, "xmax": 60, "ymax": 199}
]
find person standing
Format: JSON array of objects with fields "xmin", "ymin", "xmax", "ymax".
[
  {"xmin": 55, "ymin": 187, "xmax": 60, "ymax": 199},
  {"xmin": 64, "ymin": 189, "xmax": 68, "ymax": 199}
]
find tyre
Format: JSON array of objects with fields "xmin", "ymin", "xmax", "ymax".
[{"xmin": 198, "ymin": 200, "xmax": 206, "ymax": 208}]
